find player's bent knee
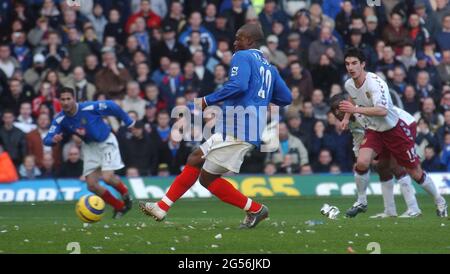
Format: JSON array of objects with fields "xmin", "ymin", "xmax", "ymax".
[
  {"xmin": 187, "ymin": 149, "xmax": 204, "ymax": 168},
  {"xmin": 355, "ymin": 161, "xmax": 370, "ymax": 174}
]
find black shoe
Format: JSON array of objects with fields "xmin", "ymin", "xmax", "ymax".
[
  {"xmin": 345, "ymin": 202, "xmax": 368, "ymax": 218},
  {"xmin": 112, "ymin": 196, "xmax": 132, "ymax": 219},
  {"xmin": 123, "ymin": 194, "xmax": 132, "ymax": 211}
]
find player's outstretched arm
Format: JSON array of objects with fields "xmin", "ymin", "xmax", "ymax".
[
  {"xmin": 203, "ymin": 51, "xmax": 250, "ymax": 106},
  {"xmin": 96, "ymin": 101, "xmax": 135, "ymax": 128},
  {"xmin": 271, "ymin": 70, "xmax": 292, "ymax": 107},
  {"xmin": 43, "ymin": 118, "xmax": 63, "ymax": 146}
]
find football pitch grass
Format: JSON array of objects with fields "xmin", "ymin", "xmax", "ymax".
[{"xmin": 1, "ymin": 196, "xmax": 449, "ymax": 254}]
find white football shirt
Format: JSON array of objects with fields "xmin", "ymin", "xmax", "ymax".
[{"xmin": 345, "ymin": 72, "xmax": 399, "ymax": 131}]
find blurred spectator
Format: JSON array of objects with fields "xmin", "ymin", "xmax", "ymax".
[
  {"xmin": 258, "ymin": 0, "xmax": 289, "ymax": 37},
  {"xmin": 422, "ymin": 145, "xmax": 444, "ymax": 171},
  {"xmin": 122, "ymin": 81, "xmax": 146, "ymax": 120},
  {"xmin": 312, "ymin": 148, "xmax": 333, "ymax": 173},
  {"xmin": 310, "ymin": 119, "xmax": 334, "ymax": 162},
  {"xmin": 286, "ymin": 86, "xmax": 303, "ymax": 114},
  {"xmin": 69, "ymin": 66, "xmax": 96, "ymax": 102},
  {"xmin": 159, "ymin": 135, "xmax": 191, "ymax": 175},
  {"xmin": 126, "ymin": 166, "xmax": 141, "ymax": 177},
  {"xmin": 441, "ymin": 132, "xmax": 450, "ymax": 170},
  {"xmin": 58, "ymin": 146, "xmax": 83, "ymax": 178},
  {"xmin": 19, "ymin": 154, "xmax": 41, "ymax": 179},
  {"xmin": 39, "ymin": 152, "xmax": 55, "ymax": 178},
  {"xmin": 335, "ymin": 0, "xmax": 356, "ymax": 38},
  {"xmin": 286, "ymin": 61, "xmax": 313, "ymax": 100},
  {"xmin": 263, "ymin": 161, "xmax": 277, "ymax": 175},
  {"xmin": 27, "ymin": 16, "xmax": 52, "ymax": 49},
  {"xmin": 152, "ymin": 24, "xmax": 191, "ymax": 69},
  {"xmin": 389, "ymin": 66, "xmax": 408, "ymax": 95},
  {"xmin": 414, "ymin": 0, "xmax": 439, "ymax": 36},
  {"xmin": 157, "ymin": 163, "xmax": 170, "ymax": 177},
  {"xmin": 311, "ymin": 89, "xmax": 330, "ymax": 121},
  {"xmin": 23, "ymin": 54, "xmax": 46, "ymax": 91},
  {"xmin": 376, "ymin": 45, "xmax": 405, "ymax": 80},
  {"xmin": 41, "ymin": 31, "xmax": 68, "ymax": 70},
  {"xmin": 192, "ymin": 50, "xmax": 215, "ymax": 92},
  {"xmin": 291, "ymin": 10, "xmax": 317, "ymax": 52},
  {"xmin": 346, "ymin": 28, "xmax": 378, "ymax": 71},
  {"xmin": 435, "ymin": 0, "xmax": 450, "ymax": 29},
  {"xmin": 330, "ymin": 163, "xmax": 342, "ymax": 174},
  {"xmin": 382, "ymin": 11, "xmax": 409, "ymax": 54},
  {"xmin": 308, "ymin": 26, "xmax": 344, "ymax": 66},
  {"xmin": 132, "ymin": 17, "xmax": 151, "ymax": 54},
  {"xmin": 0, "ymin": 110, "xmax": 27, "ymax": 166},
  {"xmin": 0, "ymin": 43, "xmax": 20, "ymax": 79},
  {"xmin": 416, "ymin": 118, "xmax": 439, "ymax": 159},
  {"xmin": 159, "ymin": 61, "xmax": 186, "ymax": 110},
  {"xmin": 26, "ymin": 113, "xmax": 61, "ymax": 169},
  {"xmin": 67, "ymin": 27, "xmax": 91, "ymax": 68},
  {"xmin": 414, "ymin": 97, "xmax": 445, "ymax": 131},
  {"xmin": 0, "ymin": 140, "xmax": 19, "ymax": 183},
  {"xmin": 126, "ymin": 0, "xmax": 162, "ymax": 34},
  {"xmin": 86, "ymin": 3, "xmax": 108, "ymax": 42},
  {"xmin": 407, "ymin": 12, "xmax": 430, "ymax": 52},
  {"xmin": 151, "ymin": 55, "xmax": 170, "ymax": 85},
  {"xmin": 440, "ymin": 90, "xmax": 450, "ymax": 112},
  {"xmin": 95, "ymin": 47, "xmax": 131, "ymax": 99},
  {"xmin": 300, "ymin": 101, "xmax": 318, "ymax": 134},
  {"xmin": 163, "ymin": 1, "xmax": 187, "ymax": 33},
  {"xmin": 11, "ymin": 30, "xmax": 33, "ymax": 72},
  {"xmin": 43, "ymin": 69, "xmax": 63, "ymax": 98},
  {"xmin": 363, "ymin": 15, "xmax": 381, "ymax": 48},
  {"xmin": 436, "ymin": 109, "xmax": 450, "ymax": 150},
  {"xmin": 104, "ymin": 8, "xmax": 126, "ymax": 45},
  {"xmin": 286, "ymin": 111, "xmax": 310, "ymax": 147},
  {"xmin": 82, "ymin": 26, "xmax": 103, "ymax": 58},
  {"xmin": 1, "ymin": 79, "xmax": 34, "ymax": 116},
  {"xmin": 222, "ymin": 0, "xmax": 248, "ymax": 34},
  {"xmin": 32, "ymin": 81, "xmax": 61, "ymax": 118},
  {"xmin": 437, "ymin": 50, "xmax": 450, "ymax": 85},
  {"xmin": 264, "ymin": 35, "xmax": 288, "ymax": 70},
  {"xmin": 396, "ymin": 43, "xmax": 417, "ymax": 71},
  {"xmin": 435, "ymin": 14, "xmax": 450, "ymax": 51},
  {"xmin": 204, "ymin": 3, "xmax": 218, "ymax": 31},
  {"xmin": 265, "ymin": 122, "xmax": 309, "ymax": 174},
  {"xmin": 179, "ymin": 11, "xmax": 217, "ymax": 56},
  {"xmin": 13, "ymin": 102, "xmax": 36, "ymax": 134}
]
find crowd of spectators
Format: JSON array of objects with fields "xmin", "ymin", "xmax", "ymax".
[{"xmin": 1, "ymin": 0, "xmax": 450, "ymax": 182}]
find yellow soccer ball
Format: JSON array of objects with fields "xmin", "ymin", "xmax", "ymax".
[{"xmin": 75, "ymin": 195, "xmax": 105, "ymax": 223}]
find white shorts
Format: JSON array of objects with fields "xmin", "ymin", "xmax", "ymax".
[
  {"xmin": 200, "ymin": 133, "xmax": 254, "ymax": 175},
  {"xmin": 81, "ymin": 133, "xmax": 124, "ymax": 176}
]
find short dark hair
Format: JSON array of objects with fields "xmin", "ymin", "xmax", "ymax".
[
  {"xmin": 344, "ymin": 47, "xmax": 366, "ymax": 63},
  {"xmin": 59, "ymin": 87, "xmax": 75, "ymax": 98}
]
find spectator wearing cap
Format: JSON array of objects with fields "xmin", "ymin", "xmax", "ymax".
[
  {"xmin": 0, "ymin": 110, "xmax": 27, "ymax": 167},
  {"xmin": 308, "ymin": 26, "xmax": 344, "ymax": 66},
  {"xmin": 258, "ymin": 0, "xmax": 289, "ymax": 37},
  {"xmin": 437, "ymin": 50, "xmax": 450, "ymax": 85},
  {"xmin": 152, "ymin": 24, "xmax": 191, "ymax": 69},
  {"xmin": 265, "ymin": 122, "xmax": 309, "ymax": 174},
  {"xmin": 382, "ymin": 11, "xmax": 409, "ymax": 55},
  {"xmin": 95, "ymin": 47, "xmax": 131, "ymax": 99},
  {"xmin": 178, "ymin": 11, "xmax": 217, "ymax": 56},
  {"xmin": 435, "ymin": 14, "xmax": 450, "ymax": 51},
  {"xmin": 363, "ymin": 15, "xmax": 381, "ymax": 48},
  {"xmin": 122, "ymin": 81, "xmax": 147, "ymax": 120},
  {"xmin": 407, "ymin": 12, "xmax": 430, "ymax": 52},
  {"xmin": 126, "ymin": 0, "xmax": 162, "ymax": 34},
  {"xmin": 265, "ymin": 35, "xmax": 289, "ymax": 70},
  {"xmin": 118, "ymin": 120, "xmax": 159, "ymax": 176},
  {"xmin": 414, "ymin": 0, "xmax": 440, "ymax": 35}
]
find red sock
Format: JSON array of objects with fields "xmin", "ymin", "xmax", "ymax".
[
  {"xmin": 207, "ymin": 177, "xmax": 262, "ymax": 212},
  {"xmin": 157, "ymin": 165, "xmax": 200, "ymax": 212},
  {"xmin": 114, "ymin": 181, "xmax": 129, "ymax": 196},
  {"xmin": 101, "ymin": 190, "xmax": 125, "ymax": 210}
]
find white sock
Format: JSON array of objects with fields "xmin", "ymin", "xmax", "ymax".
[
  {"xmin": 398, "ymin": 175, "xmax": 421, "ymax": 213},
  {"xmin": 420, "ymin": 173, "xmax": 445, "ymax": 205},
  {"xmin": 355, "ymin": 170, "xmax": 370, "ymax": 205},
  {"xmin": 381, "ymin": 178, "xmax": 397, "ymax": 216}
]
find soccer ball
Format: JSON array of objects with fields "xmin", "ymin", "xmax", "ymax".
[{"xmin": 75, "ymin": 195, "xmax": 105, "ymax": 223}]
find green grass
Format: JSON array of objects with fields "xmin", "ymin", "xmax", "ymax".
[{"xmin": 0, "ymin": 196, "xmax": 449, "ymax": 254}]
